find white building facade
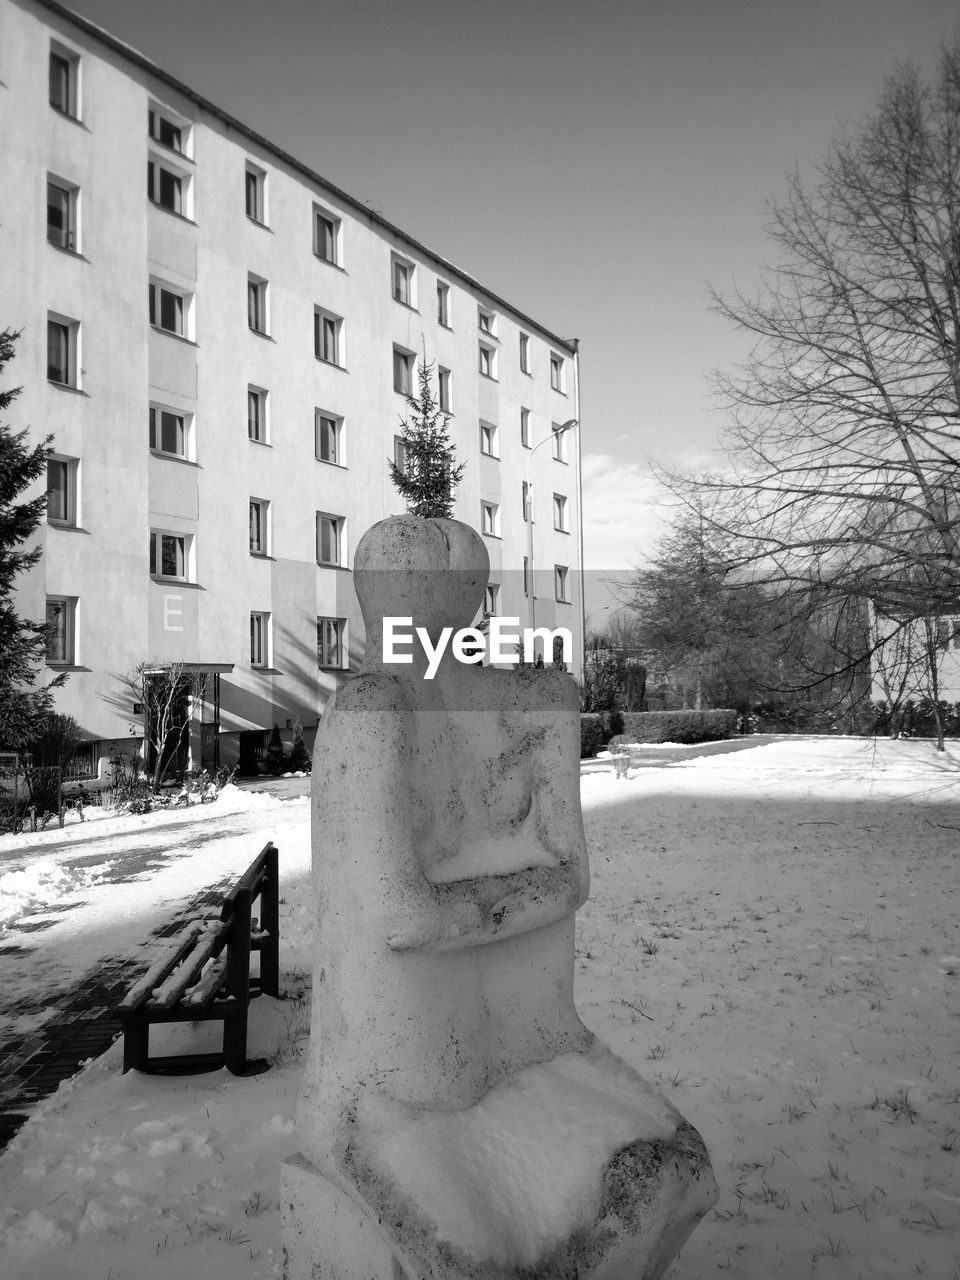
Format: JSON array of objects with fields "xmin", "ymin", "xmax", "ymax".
[{"xmin": 1, "ymin": 0, "xmax": 584, "ymax": 774}]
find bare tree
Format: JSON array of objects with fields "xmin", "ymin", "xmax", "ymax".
[
  {"xmin": 662, "ymin": 44, "xmax": 960, "ymax": 728},
  {"xmin": 121, "ymin": 662, "xmax": 206, "ymax": 791}
]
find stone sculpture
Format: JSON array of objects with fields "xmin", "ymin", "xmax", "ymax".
[{"xmin": 282, "ymin": 515, "xmax": 717, "ymax": 1279}]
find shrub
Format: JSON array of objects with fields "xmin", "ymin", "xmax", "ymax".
[
  {"xmin": 286, "ymin": 719, "xmax": 312, "ymax": 773},
  {"xmin": 580, "ymin": 714, "xmax": 605, "ymax": 758},
  {"xmin": 263, "ymin": 724, "xmax": 288, "ymax": 776},
  {"xmin": 618, "ymin": 708, "xmax": 737, "ymax": 744}
]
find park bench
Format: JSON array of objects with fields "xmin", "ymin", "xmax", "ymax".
[{"xmin": 118, "ymin": 841, "xmax": 280, "ymax": 1075}]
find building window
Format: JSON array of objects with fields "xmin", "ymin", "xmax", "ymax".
[
  {"xmin": 478, "ymin": 341, "xmax": 497, "ymax": 380},
  {"xmin": 314, "ymin": 205, "xmax": 341, "ymax": 264},
  {"xmin": 520, "ymin": 406, "xmax": 530, "ymax": 448},
  {"xmin": 49, "ymin": 45, "xmax": 79, "ymax": 118},
  {"xmin": 148, "ymin": 107, "xmax": 184, "ymax": 153},
  {"xmin": 46, "ymin": 597, "xmax": 76, "ymax": 664},
  {"xmin": 394, "ymin": 435, "xmax": 409, "ymax": 474},
  {"xmin": 438, "ymin": 366, "xmax": 451, "ymax": 413},
  {"xmin": 523, "ymin": 556, "xmax": 530, "ymax": 597},
  {"xmin": 484, "ymin": 583, "xmax": 499, "ymax": 616},
  {"xmin": 150, "ymin": 530, "xmax": 192, "ymax": 581},
  {"xmin": 522, "ymin": 480, "xmax": 530, "ymax": 522},
  {"xmin": 392, "ymin": 254, "xmax": 415, "ymax": 307},
  {"xmin": 47, "ymin": 314, "xmax": 78, "ymax": 387},
  {"xmin": 248, "ymin": 385, "xmax": 268, "ymax": 443},
  {"xmin": 47, "ymin": 178, "xmax": 78, "ymax": 251},
  {"xmin": 316, "ymin": 410, "xmax": 343, "ymax": 465},
  {"xmin": 248, "ymin": 274, "xmax": 269, "ymax": 335},
  {"xmin": 478, "ymin": 306, "xmax": 496, "ymax": 336},
  {"xmin": 149, "ymin": 281, "xmax": 189, "ymax": 338},
  {"xmin": 437, "ymin": 280, "xmax": 450, "ymax": 327},
  {"xmin": 553, "ymin": 493, "xmax": 569, "ymax": 532},
  {"xmin": 47, "ymin": 457, "xmax": 78, "ymax": 526},
  {"xmin": 555, "ymin": 564, "xmax": 570, "ymax": 603},
  {"xmin": 479, "ymin": 421, "xmax": 498, "ymax": 457},
  {"xmin": 149, "ymin": 405, "xmax": 189, "ymax": 458},
  {"xmin": 550, "ymin": 352, "xmax": 565, "ymax": 392},
  {"xmin": 249, "ymin": 498, "xmax": 270, "ymax": 555},
  {"xmin": 480, "ymin": 501, "xmax": 500, "ymax": 538},
  {"xmin": 393, "ymin": 346, "xmax": 414, "ymax": 396},
  {"xmin": 317, "ymin": 513, "xmax": 345, "ymax": 567},
  {"xmin": 250, "ymin": 611, "xmax": 271, "ymax": 667},
  {"xmin": 318, "ymin": 616, "xmax": 346, "ymax": 668},
  {"xmin": 552, "ymin": 423, "xmax": 570, "ymax": 463},
  {"xmin": 520, "ymin": 332, "xmax": 530, "ymax": 373},
  {"xmin": 315, "ymin": 308, "xmax": 343, "ymax": 365},
  {"xmin": 147, "ymin": 158, "xmax": 189, "ymax": 216},
  {"xmin": 245, "ymin": 163, "xmax": 266, "ymax": 223}
]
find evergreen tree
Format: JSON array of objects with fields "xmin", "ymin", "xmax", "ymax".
[
  {"xmin": 0, "ymin": 329, "xmax": 61, "ymax": 750},
  {"xmin": 389, "ymin": 359, "xmax": 464, "ymax": 518}
]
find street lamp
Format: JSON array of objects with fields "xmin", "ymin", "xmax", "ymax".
[{"xmin": 525, "ymin": 418, "xmax": 578, "ymax": 653}]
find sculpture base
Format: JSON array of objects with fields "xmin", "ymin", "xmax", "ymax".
[{"xmin": 281, "ymin": 1116, "xmax": 716, "ymax": 1280}]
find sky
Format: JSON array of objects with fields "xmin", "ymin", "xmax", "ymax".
[{"xmin": 48, "ymin": 0, "xmax": 960, "ymax": 611}]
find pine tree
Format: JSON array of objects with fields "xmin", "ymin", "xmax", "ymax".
[
  {"xmin": 389, "ymin": 359, "xmax": 464, "ymax": 518},
  {"xmin": 0, "ymin": 329, "xmax": 61, "ymax": 750}
]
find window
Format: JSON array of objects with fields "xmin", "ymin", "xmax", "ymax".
[
  {"xmin": 248, "ymin": 385, "xmax": 268, "ymax": 443},
  {"xmin": 479, "ymin": 420, "xmax": 498, "ymax": 457},
  {"xmin": 248, "ymin": 274, "xmax": 268, "ymax": 335},
  {"xmin": 149, "ymin": 405, "xmax": 189, "ymax": 458},
  {"xmin": 478, "ymin": 306, "xmax": 496, "ymax": 336},
  {"xmin": 480, "ymin": 501, "xmax": 500, "ymax": 538},
  {"xmin": 438, "ymin": 366, "xmax": 451, "ymax": 413},
  {"xmin": 317, "ymin": 513, "xmax": 345, "ymax": 567},
  {"xmin": 245, "ymin": 163, "xmax": 266, "ymax": 223},
  {"xmin": 149, "ymin": 281, "xmax": 189, "ymax": 337},
  {"xmin": 553, "ymin": 493, "xmax": 569, "ymax": 532},
  {"xmin": 315, "ymin": 308, "xmax": 343, "ymax": 365},
  {"xmin": 523, "ymin": 555, "xmax": 530, "ymax": 597},
  {"xmin": 316, "ymin": 411, "xmax": 343, "ymax": 465},
  {"xmin": 520, "ymin": 332, "xmax": 530, "ymax": 373},
  {"xmin": 392, "ymin": 254, "xmax": 415, "ymax": 307},
  {"xmin": 250, "ymin": 611, "xmax": 271, "ymax": 667},
  {"xmin": 393, "ymin": 346, "xmax": 414, "ymax": 395},
  {"xmin": 46, "ymin": 597, "xmax": 76, "ymax": 664},
  {"xmin": 249, "ymin": 498, "xmax": 270, "ymax": 555},
  {"xmin": 49, "ymin": 45, "xmax": 79, "ymax": 118},
  {"xmin": 147, "ymin": 158, "xmax": 189, "ymax": 216},
  {"xmin": 522, "ymin": 480, "xmax": 530, "ymax": 522},
  {"xmin": 437, "ymin": 280, "xmax": 450, "ymax": 327},
  {"xmin": 520, "ymin": 407, "xmax": 530, "ymax": 448},
  {"xmin": 550, "ymin": 352, "xmax": 565, "ymax": 392},
  {"xmin": 150, "ymin": 529, "xmax": 192, "ymax": 581},
  {"xmin": 555, "ymin": 564, "xmax": 570, "ymax": 603},
  {"xmin": 47, "ymin": 178, "xmax": 78, "ymax": 251},
  {"xmin": 47, "ymin": 457, "xmax": 78, "ymax": 525},
  {"xmin": 478, "ymin": 341, "xmax": 497, "ymax": 380},
  {"xmin": 47, "ymin": 314, "xmax": 78, "ymax": 386},
  {"xmin": 394, "ymin": 435, "xmax": 408, "ymax": 474},
  {"xmin": 552, "ymin": 423, "xmax": 569, "ymax": 463},
  {"xmin": 148, "ymin": 107, "xmax": 184, "ymax": 153},
  {"xmin": 314, "ymin": 205, "xmax": 341, "ymax": 264},
  {"xmin": 484, "ymin": 583, "xmax": 499, "ymax": 616},
  {"xmin": 318, "ymin": 616, "xmax": 346, "ymax": 668}
]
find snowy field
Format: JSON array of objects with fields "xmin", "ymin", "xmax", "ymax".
[{"xmin": 0, "ymin": 736, "xmax": 958, "ymax": 1279}]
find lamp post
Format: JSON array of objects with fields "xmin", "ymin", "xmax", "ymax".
[{"xmin": 525, "ymin": 418, "xmax": 578, "ymax": 657}]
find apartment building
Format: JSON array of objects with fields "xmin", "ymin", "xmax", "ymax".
[{"xmin": 1, "ymin": 0, "xmax": 583, "ymax": 774}]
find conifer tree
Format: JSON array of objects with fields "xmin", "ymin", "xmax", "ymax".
[
  {"xmin": 0, "ymin": 329, "xmax": 61, "ymax": 750},
  {"xmin": 389, "ymin": 359, "xmax": 464, "ymax": 518}
]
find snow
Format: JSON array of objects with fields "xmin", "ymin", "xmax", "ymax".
[{"xmin": 0, "ymin": 735, "xmax": 959, "ymax": 1279}]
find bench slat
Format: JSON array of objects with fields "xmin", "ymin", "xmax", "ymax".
[
  {"xmin": 148, "ymin": 921, "xmax": 230, "ymax": 1010},
  {"xmin": 182, "ymin": 955, "xmax": 228, "ymax": 1008},
  {"xmin": 119, "ymin": 921, "xmax": 206, "ymax": 1013}
]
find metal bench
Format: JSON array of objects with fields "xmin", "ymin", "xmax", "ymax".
[{"xmin": 119, "ymin": 841, "xmax": 280, "ymax": 1074}]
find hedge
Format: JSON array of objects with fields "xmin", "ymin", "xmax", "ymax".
[
  {"xmin": 580, "ymin": 710, "xmax": 624, "ymax": 758},
  {"xmin": 614, "ymin": 709, "xmax": 738, "ymax": 745}
]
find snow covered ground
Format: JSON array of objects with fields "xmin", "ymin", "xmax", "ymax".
[{"xmin": 0, "ymin": 737, "xmax": 958, "ymax": 1279}]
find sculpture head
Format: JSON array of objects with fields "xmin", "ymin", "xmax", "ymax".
[{"xmin": 355, "ymin": 516, "xmax": 489, "ymax": 658}]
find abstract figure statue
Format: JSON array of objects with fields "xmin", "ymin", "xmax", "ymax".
[{"xmin": 282, "ymin": 516, "xmax": 716, "ymax": 1279}]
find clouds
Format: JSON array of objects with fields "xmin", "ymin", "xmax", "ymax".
[{"xmin": 580, "ymin": 453, "xmax": 671, "ymax": 574}]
